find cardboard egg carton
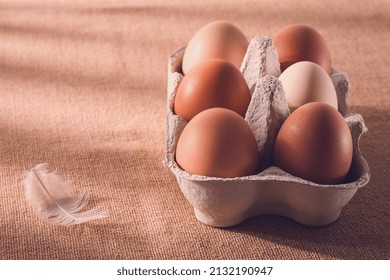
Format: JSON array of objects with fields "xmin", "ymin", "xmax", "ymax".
[{"xmin": 164, "ymin": 36, "xmax": 370, "ymax": 227}]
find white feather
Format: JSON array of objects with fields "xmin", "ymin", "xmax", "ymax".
[{"xmin": 23, "ymin": 163, "xmax": 108, "ymax": 226}]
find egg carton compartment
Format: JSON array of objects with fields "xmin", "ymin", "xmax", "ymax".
[{"xmin": 163, "ymin": 35, "xmax": 370, "ymax": 227}]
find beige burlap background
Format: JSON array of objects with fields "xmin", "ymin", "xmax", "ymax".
[{"xmin": 0, "ymin": 0, "xmax": 389, "ymax": 259}]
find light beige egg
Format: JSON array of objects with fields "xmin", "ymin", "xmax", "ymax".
[{"xmin": 278, "ymin": 61, "xmax": 338, "ymax": 112}]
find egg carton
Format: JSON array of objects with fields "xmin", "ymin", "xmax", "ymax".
[{"xmin": 163, "ymin": 35, "xmax": 370, "ymax": 227}]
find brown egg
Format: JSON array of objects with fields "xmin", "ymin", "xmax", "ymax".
[
  {"xmin": 272, "ymin": 24, "xmax": 332, "ymax": 74},
  {"xmin": 176, "ymin": 108, "xmax": 259, "ymax": 178},
  {"xmin": 274, "ymin": 102, "xmax": 353, "ymax": 184},
  {"xmin": 174, "ymin": 59, "xmax": 251, "ymax": 122},
  {"xmin": 182, "ymin": 21, "xmax": 249, "ymax": 74}
]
